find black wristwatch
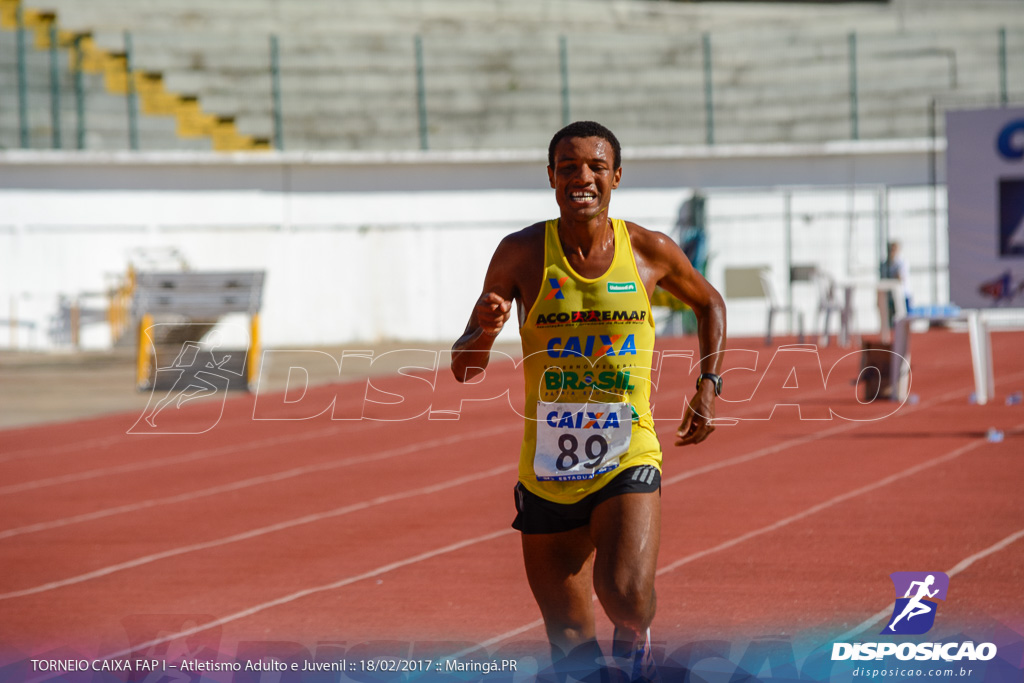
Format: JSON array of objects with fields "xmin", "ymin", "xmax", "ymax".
[{"xmin": 696, "ymin": 372, "xmax": 723, "ymax": 397}]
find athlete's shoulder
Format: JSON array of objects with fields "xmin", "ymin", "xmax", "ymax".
[
  {"xmin": 623, "ymin": 221, "xmax": 682, "ymax": 260},
  {"xmin": 494, "ymin": 221, "xmax": 546, "ymax": 260}
]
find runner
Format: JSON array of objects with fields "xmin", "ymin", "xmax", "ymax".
[
  {"xmin": 887, "ymin": 574, "xmax": 940, "ymax": 632},
  {"xmin": 451, "ymin": 121, "xmax": 726, "ymax": 681}
]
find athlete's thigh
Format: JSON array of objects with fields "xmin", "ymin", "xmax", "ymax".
[
  {"xmin": 589, "ymin": 491, "xmax": 661, "ymax": 592},
  {"xmin": 521, "ymin": 526, "xmax": 597, "ymax": 628}
]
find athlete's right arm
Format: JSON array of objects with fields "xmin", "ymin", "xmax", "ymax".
[
  {"xmin": 903, "ymin": 581, "xmax": 922, "ymax": 598},
  {"xmin": 450, "ymin": 236, "xmax": 520, "ymax": 383}
]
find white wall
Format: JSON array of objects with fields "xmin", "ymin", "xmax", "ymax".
[{"xmin": 0, "ymin": 140, "xmax": 945, "ymax": 349}]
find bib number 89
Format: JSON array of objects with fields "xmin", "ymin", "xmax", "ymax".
[{"xmin": 556, "ymin": 433, "xmax": 610, "ymax": 471}]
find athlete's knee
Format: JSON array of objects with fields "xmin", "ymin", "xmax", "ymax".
[
  {"xmin": 543, "ymin": 620, "xmax": 596, "ymax": 657},
  {"xmin": 595, "ymin": 571, "xmax": 656, "ymax": 626}
]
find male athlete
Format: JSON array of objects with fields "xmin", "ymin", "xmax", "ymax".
[{"xmin": 452, "ymin": 121, "xmax": 726, "ymax": 681}]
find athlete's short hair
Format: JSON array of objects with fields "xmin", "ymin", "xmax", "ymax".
[{"xmin": 548, "ymin": 121, "xmax": 622, "ymax": 170}]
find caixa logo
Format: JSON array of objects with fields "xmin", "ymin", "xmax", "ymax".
[{"xmin": 996, "ymin": 118, "xmax": 1024, "ymax": 160}]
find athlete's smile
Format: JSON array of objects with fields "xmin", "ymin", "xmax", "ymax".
[
  {"xmin": 548, "ymin": 135, "xmax": 621, "ymax": 222},
  {"xmin": 568, "ymin": 189, "xmax": 598, "ymax": 206}
]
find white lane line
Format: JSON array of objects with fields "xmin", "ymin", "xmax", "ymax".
[
  {"xmin": 0, "ymin": 422, "xmax": 854, "ymax": 596},
  {"xmin": 0, "ymin": 369, "xmax": 386, "ymax": 463},
  {"xmin": 0, "ymin": 435, "xmax": 125, "ymax": 464},
  {"xmin": 447, "ymin": 618, "xmax": 548, "ymax": 660},
  {"xmin": 660, "ymin": 375, "xmax": 996, "ymax": 489},
  {"xmin": 0, "ymin": 429, "xmax": 337, "ymax": 496},
  {"xmin": 8, "ymin": 354, "xmax": 1013, "ymax": 495},
  {"xmin": 102, "ymin": 527, "xmax": 518, "ymax": 660},
  {"xmin": 832, "ymin": 425, "xmax": 1024, "ymax": 643},
  {"xmin": 655, "ymin": 438, "xmax": 988, "ymax": 576},
  {"xmin": 0, "ymin": 374, "xmax": 984, "ymax": 595},
  {"xmin": 0, "ymin": 417, "xmax": 387, "ymax": 465},
  {"xmin": 1, "ymin": 361, "xmax": 973, "ymax": 539},
  {"xmin": 834, "ymin": 526, "xmax": 1024, "ymax": 644},
  {"xmin": 0, "ymin": 462, "xmax": 517, "ymax": 601},
  {"xmin": 0, "ymin": 420, "xmax": 511, "ymax": 497},
  {"xmin": 447, "ymin": 430, "xmax": 1011, "ymax": 657},
  {"xmin": 0, "ymin": 424, "xmax": 518, "ymax": 540},
  {"xmin": 0, "ymin": 413, "xmax": 846, "ymax": 542},
  {"xmin": 0, "ymin": 343, "xmax": 871, "ymax": 467},
  {"xmin": 5, "ymin": 367, "xmax": 1015, "ymax": 636},
  {"xmin": 663, "ymin": 421, "xmax": 860, "ymax": 487}
]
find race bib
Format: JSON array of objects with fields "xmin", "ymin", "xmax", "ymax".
[{"xmin": 534, "ymin": 402, "xmax": 632, "ymax": 481}]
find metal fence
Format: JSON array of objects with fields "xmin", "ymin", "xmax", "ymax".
[{"xmin": 1, "ymin": 10, "xmax": 1022, "ymax": 152}]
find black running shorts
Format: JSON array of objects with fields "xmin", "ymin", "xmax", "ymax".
[{"xmin": 511, "ymin": 465, "xmax": 661, "ymax": 535}]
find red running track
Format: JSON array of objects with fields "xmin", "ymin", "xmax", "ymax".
[{"xmin": 1, "ymin": 330, "xmax": 1022, "ymax": 665}]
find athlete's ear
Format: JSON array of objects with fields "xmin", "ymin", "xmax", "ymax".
[
  {"xmin": 611, "ymin": 166, "xmax": 622, "ymax": 190},
  {"xmin": 547, "ymin": 165, "xmax": 556, "ymax": 189}
]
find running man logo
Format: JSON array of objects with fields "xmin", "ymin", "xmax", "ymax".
[
  {"xmin": 545, "ymin": 276, "xmax": 569, "ymax": 300},
  {"xmin": 128, "ymin": 324, "xmax": 248, "ymax": 435},
  {"xmin": 881, "ymin": 572, "xmax": 949, "ymax": 635}
]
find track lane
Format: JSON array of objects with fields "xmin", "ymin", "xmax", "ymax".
[{"xmin": 0, "ymin": 331, "xmax": 1020, "ymax": 659}]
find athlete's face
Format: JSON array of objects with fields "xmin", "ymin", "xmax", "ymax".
[{"xmin": 547, "ymin": 136, "xmax": 622, "ymax": 223}]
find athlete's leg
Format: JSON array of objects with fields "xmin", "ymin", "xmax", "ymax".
[
  {"xmin": 906, "ymin": 603, "xmax": 932, "ymax": 620},
  {"xmin": 890, "ymin": 601, "xmax": 921, "ymax": 628},
  {"xmin": 889, "ymin": 607, "xmax": 911, "ymax": 629},
  {"xmin": 589, "ymin": 491, "xmax": 661, "ymax": 652},
  {"xmin": 521, "ymin": 526, "xmax": 598, "ymax": 658}
]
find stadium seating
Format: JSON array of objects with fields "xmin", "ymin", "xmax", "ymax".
[{"xmin": 1, "ymin": 0, "xmax": 1022, "ymax": 152}]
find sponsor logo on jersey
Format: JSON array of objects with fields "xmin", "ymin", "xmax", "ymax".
[
  {"xmin": 545, "ymin": 409, "xmax": 621, "ymax": 430},
  {"xmin": 607, "ymin": 281, "xmax": 638, "ymax": 293},
  {"xmin": 544, "ymin": 369, "xmax": 637, "ymax": 392},
  {"xmin": 546, "ymin": 334, "xmax": 637, "ymax": 358},
  {"xmin": 535, "ymin": 309, "xmax": 647, "ymax": 327},
  {"xmin": 545, "ymin": 276, "xmax": 569, "ymax": 300}
]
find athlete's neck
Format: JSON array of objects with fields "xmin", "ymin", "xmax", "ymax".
[{"xmin": 557, "ymin": 215, "xmax": 613, "ymax": 260}]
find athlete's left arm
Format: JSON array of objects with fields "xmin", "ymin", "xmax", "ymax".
[{"xmin": 629, "ymin": 223, "xmax": 726, "ymax": 446}]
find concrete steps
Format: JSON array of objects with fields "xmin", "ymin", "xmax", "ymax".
[{"xmin": 2, "ymin": 0, "xmax": 1022, "ymax": 152}]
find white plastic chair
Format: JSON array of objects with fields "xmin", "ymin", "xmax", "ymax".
[
  {"xmin": 813, "ymin": 270, "xmax": 846, "ymax": 346},
  {"xmin": 758, "ymin": 270, "xmax": 805, "ymax": 345}
]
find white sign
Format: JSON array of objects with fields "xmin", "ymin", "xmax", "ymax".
[{"xmin": 946, "ymin": 106, "xmax": 1024, "ymax": 308}]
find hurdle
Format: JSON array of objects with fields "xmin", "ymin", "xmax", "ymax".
[{"xmin": 133, "ymin": 271, "xmax": 265, "ymax": 391}]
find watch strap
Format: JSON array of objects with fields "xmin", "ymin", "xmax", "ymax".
[{"xmin": 696, "ymin": 372, "xmax": 723, "ymax": 396}]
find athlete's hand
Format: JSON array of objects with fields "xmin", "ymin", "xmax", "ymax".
[
  {"xmin": 676, "ymin": 388, "xmax": 716, "ymax": 446},
  {"xmin": 475, "ymin": 292, "xmax": 512, "ymax": 337}
]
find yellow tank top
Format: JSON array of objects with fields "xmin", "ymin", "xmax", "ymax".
[{"xmin": 518, "ymin": 218, "xmax": 661, "ymax": 504}]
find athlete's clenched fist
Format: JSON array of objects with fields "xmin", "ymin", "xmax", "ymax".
[{"xmin": 476, "ymin": 292, "xmax": 512, "ymax": 336}]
